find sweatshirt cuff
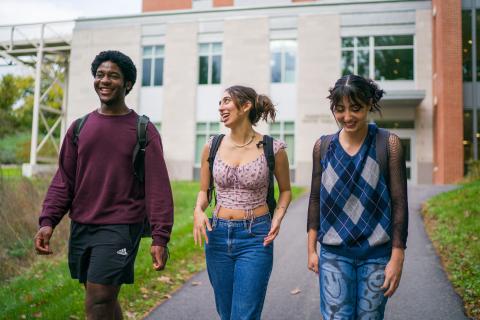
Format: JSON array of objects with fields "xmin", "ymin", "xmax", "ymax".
[
  {"xmin": 39, "ymin": 217, "xmax": 55, "ymax": 228},
  {"xmin": 152, "ymin": 236, "xmax": 168, "ymax": 247}
]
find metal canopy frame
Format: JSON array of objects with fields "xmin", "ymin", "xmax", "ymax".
[{"xmin": 0, "ymin": 21, "xmax": 74, "ymax": 175}]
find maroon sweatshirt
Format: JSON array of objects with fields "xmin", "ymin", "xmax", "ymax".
[{"xmin": 39, "ymin": 110, "xmax": 174, "ymax": 246}]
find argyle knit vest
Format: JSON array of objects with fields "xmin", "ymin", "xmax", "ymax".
[{"xmin": 319, "ymin": 124, "xmax": 392, "ymax": 259}]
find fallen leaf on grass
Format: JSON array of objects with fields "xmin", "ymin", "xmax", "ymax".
[
  {"xmin": 20, "ymin": 315, "xmax": 26, "ymax": 319},
  {"xmin": 157, "ymin": 276, "xmax": 172, "ymax": 284},
  {"xmin": 140, "ymin": 287, "xmax": 149, "ymax": 294},
  {"xmin": 191, "ymin": 281, "xmax": 202, "ymax": 286},
  {"xmin": 125, "ymin": 311, "xmax": 136, "ymax": 319},
  {"xmin": 290, "ymin": 288, "xmax": 301, "ymax": 295},
  {"xmin": 32, "ymin": 312, "xmax": 42, "ymax": 318},
  {"xmin": 163, "ymin": 294, "xmax": 172, "ymax": 299}
]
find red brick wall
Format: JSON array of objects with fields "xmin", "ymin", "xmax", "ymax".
[
  {"xmin": 142, "ymin": 0, "xmax": 192, "ymax": 12},
  {"xmin": 213, "ymin": 0, "xmax": 233, "ymax": 7},
  {"xmin": 432, "ymin": 0, "xmax": 464, "ymax": 183}
]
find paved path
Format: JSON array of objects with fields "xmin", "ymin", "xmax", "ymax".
[{"xmin": 146, "ymin": 185, "xmax": 468, "ymax": 320}]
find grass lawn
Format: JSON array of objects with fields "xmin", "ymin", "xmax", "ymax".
[
  {"xmin": 0, "ymin": 181, "xmax": 305, "ymax": 319},
  {"xmin": 0, "ymin": 165, "xmax": 22, "ymax": 177},
  {"xmin": 422, "ymin": 180, "xmax": 480, "ymax": 319}
]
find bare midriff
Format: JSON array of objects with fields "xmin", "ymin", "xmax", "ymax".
[{"xmin": 216, "ymin": 204, "xmax": 269, "ymax": 220}]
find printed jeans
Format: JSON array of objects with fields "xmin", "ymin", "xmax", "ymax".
[
  {"xmin": 205, "ymin": 214, "xmax": 273, "ymax": 320},
  {"xmin": 319, "ymin": 247, "xmax": 389, "ymax": 320}
]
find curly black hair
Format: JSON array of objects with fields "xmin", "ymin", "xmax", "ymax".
[{"xmin": 91, "ymin": 50, "xmax": 137, "ymax": 95}]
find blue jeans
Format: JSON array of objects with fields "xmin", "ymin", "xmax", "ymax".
[
  {"xmin": 205, "ymin": 214, "xmax": 273, "ymax": 320},
  {"xmin": 319, "ymin": 247, "xmax": 389, "ymax": 320}
]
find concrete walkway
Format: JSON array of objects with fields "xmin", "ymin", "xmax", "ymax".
[{"xmin": 145, "ymin": 185, "xmax": 468, "ymax": 320}]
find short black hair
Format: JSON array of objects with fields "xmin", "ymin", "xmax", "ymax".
[
  {"xmin": 91, "ymin": 50, "xmax": 137, "ymax": 95},
  {"xmin": 327, "ymin": 74, "xmax": 385, "ymax": 113}
]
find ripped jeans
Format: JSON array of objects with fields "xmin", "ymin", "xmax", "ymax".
[
  {"xmin": 205, "ymin": 214, "xmax": 273, "ymax": 320},
  {"xmin": 319, "ymin": 247, "xmax": 389, "ymax": 320}
]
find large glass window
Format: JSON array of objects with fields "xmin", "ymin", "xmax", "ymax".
[
  {"xmin": 142, "ymin": 45, "xmax": 164, "ymax": 87},
  {"xmin": 270, "ymin": 40, "xmax": 297, "ymax": 83},
  {"xmin": 195, "ymin": 122, "xmax": 220, "ymax": 165},
  {"xmin": 199, "ymin": 43, "xmax": 222, "ymax": 85},
  {"xmin": 464, "ymin": 110, "xmax": 480, "ymax": 171},
  {"xmin": 462, "ymin": 10, "xmax": 473, "ymax": 81},
  {"xmin": 341, "ymin": 35, "xmax": 414, "ymax": 80},
  {"xmin": 269, "ymin": 121, "xmax": 295, "ymax": 165}
]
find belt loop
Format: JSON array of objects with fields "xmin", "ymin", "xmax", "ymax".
[
  {"xmin": 248, "ymin": 209, "xmax": 254, "ymax": 233},
  {"xmin": 212, "ymin": 206, "xmax": 219, "ymax": 229}
]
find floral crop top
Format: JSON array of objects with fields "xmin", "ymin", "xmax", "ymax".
[{"xmin": 208, "ymin": 136, "xmax": 286, "ymax": 212}]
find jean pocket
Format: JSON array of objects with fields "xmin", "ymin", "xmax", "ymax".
[{"xmin": 248, "ymin": 221, "xmax": 271, "ymax": 237}]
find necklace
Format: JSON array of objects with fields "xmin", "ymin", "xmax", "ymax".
[{"xmin": 231, "ymin": 133, "xmax": 255, "ymax": 148}]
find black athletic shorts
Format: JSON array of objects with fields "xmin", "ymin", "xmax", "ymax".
[{"xmin": 68, "ymin": 221, "xmax": 143, "ymax": 285}]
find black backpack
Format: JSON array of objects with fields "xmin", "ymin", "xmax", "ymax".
[
  {"xmin": 73, "ymin": 113, "xmax": 152, "ymax": 237},
  {"xmin": 319, "ymin": 128, "xmax": 390, "ymax": 184},
  {"xmin": 207, "ymin": 134, "xmax": 277, "ymax": 216}
]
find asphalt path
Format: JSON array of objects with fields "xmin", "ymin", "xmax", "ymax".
[{"xmin": 145, "ymin": 185, "xmax": 468, "ymax": 320}]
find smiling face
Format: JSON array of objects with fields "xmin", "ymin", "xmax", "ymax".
[
  {"xmin": 218, "ymin": 91, "xmax": 251, "ymax": 128},
  {"xmin": 93, "ymin": 61, "xmax": 131, "ymax": 106},
  {"xmin": 333, "ymin": 96, "xmax": 369, "ymax": 133}
]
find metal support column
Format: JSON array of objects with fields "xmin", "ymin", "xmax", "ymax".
[{"xmin": 29, "ymin": 24, "xmax": 45, "ymax": 167}]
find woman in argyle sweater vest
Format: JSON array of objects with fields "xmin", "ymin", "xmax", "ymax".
[{"xmin": 307, "ymin": 75, "xmax": 408, "ymax": 320}]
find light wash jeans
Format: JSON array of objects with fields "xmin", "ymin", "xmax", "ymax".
[
  {"xmin": 319, "ymin": 247, "xmax": 389, "ymax": 320},
  {"xmin": 205, "ymin": 214, "xmax": 273, "ymax": 320}
]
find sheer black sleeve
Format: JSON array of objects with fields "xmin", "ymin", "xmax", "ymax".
[
  {"xmin": 307, "ymin": 138, "xmax": 322, "ymax": 232},
  {"xmin": 388, "ymin": 133, "xmax": 409, "ymax": 249}
]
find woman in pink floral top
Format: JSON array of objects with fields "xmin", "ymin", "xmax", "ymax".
[{"xmin": 193, "ymin": 85, "xmax": 292, "ymax": 320}]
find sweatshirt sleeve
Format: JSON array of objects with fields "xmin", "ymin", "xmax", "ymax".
[
  {"xmin": 39, "ymin": 123, "xmax": 78, "ymax": 228},
  {"xmin": 145, "ymin": 123, "xmax": 174, "ymax": 246}
]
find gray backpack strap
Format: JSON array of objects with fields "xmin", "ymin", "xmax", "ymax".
[
  {"xmin": 319, "ymin": 134, "xmax": 335, "ymax": 168},
  {"xmin": 73, "ymin": 114, "xmax": 90, "ymax": 146},
  {"xmin": 376, "ymin": 128, "xmax": 390, "ymax": 184}
]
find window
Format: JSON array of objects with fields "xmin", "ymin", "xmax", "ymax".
[
  {"xmin": 269, "ymin": 121, "xmax": 295, "ymax": 165},
  {"xmin": 270, "ymin": 40, "xmax": 296, "ymax": 83},
  {"xmin": 153, "ymin": 122, "xmax": 161, "ymax": 132},
  {"xmin": 341, "ymin": 35, "xmax": 414, "ymax": 80},
  {"xmin": 142, "ymin": 46, "xmax": 164, "ymax": 86},
  {"xmin": 195, "ymin": 122, "xmax": 220, "ymax": 165},
  {"xmin": 199, "ymin": 43, "xmax": 222, "ymax": 85}
]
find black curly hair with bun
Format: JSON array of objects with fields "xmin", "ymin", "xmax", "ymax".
[{"xmin": 327, "ymin": 74, "xmax": 385, "ymax": 113}]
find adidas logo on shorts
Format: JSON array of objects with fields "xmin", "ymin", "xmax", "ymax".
[{"xmin": 116, "ymin": 248, "xmax": 128, "ymax": 256}]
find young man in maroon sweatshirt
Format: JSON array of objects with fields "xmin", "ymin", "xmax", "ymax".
[{"xmin": 34, "ymin": 50, "xmax": 173, "ymax": 319}]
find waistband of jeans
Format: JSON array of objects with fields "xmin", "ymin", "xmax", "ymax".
[{"xmin": 212, "ymin": 212, "xmax": 271, "ymax": 228}]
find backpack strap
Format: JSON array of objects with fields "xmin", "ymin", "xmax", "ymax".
[
  {"xmin": 132, "ymin": 115, "xmax": 149, "ymax": 182},
  {"xmin": 207, "ymin": 134, "xmax": 225, "ymax": 205},
  {"xmin": 263, "ymin": 135, "xmax": 277, "ymax": 215},
  {"xmin": 376, "ymin": 128, "xmax": 390, "ymax": 185},
  {"xmin": 319, "ymin": 134, "xmax": 335, "ymax": 168},
  {"xmin": 73, "ymin": 114, "xmax": 89, "ymax": 146}
]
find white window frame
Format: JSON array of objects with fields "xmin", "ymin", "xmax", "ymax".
[
  {"xmin": 341, "ymin": 35, "xmax": 414, "ymax": 81},
  {"xmin": 198, "ymin": 42, "xmax": 222, "ymax": 85},
  {"xmin": 194, "ymin": 122, "xmax": 220, "ymax": 166},
  {"xmin": 142, "ymin": 45, "xmax": 165, "ymax": 87},
  {"xmin": 269, "ymin": 121, "xmax": 295, "ymax": 167},
  {"xmin": 270, "ymin": 40, "xmax": 297, "ymax": 83}
]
